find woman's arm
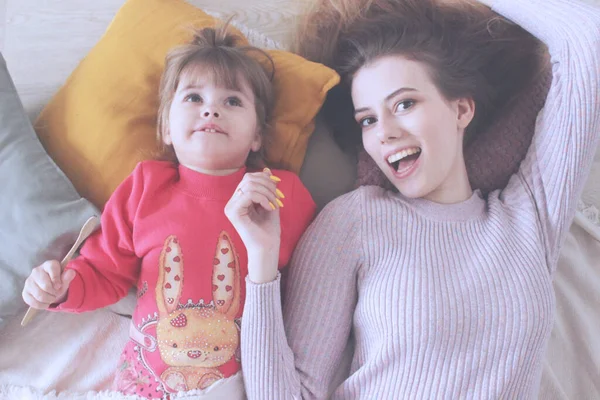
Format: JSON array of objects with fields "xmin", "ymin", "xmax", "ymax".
[
  {"xmin": 488, "ymin": 0, "xmax": 600, "ymax": 270},
  {"xmin": 241, "ymin": 190, "xmax": 364, "ymax": 399}
]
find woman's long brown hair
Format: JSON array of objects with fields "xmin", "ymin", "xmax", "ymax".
[{"xmin": 294, "ymin": 0, "xmax": 546, "ymax": 150}]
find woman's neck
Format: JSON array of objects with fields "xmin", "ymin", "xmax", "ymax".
[
  {"xmin": 423, "ymin": 152, "xmax": 473, "ymax": 204},
  {"xmin": 424, "ymin": 180, "xmax": 473, "ymax": 204}
]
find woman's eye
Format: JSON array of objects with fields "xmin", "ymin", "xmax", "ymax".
[
  {"xmin": 184, "ymin": 94, "xmax": 202, "ymax": 103},
  {"xmin": 395, "ymin": 100, "xmax": 415, "ymax": 112},
  {"xmin": 359, "ymin": 117, "xmax": 377, "ymax": 127},
  {"xmin": 225, "ymin": 97, "xmax": 242, "ymax": 107}
]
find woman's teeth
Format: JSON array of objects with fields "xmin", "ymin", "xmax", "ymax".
[{"xmin": 387, "ymin": 147, "xmax": 421, "ymax": 164}]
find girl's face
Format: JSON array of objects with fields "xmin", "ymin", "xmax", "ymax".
[
  {"xmin": 352, "ymin": 55, "xmax": 475, "ymax": 203},
  {"xmin": 165, "ymin": 67, "xmax": 261, "ymax": 175}
]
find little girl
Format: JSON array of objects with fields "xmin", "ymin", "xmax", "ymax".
[{"xmin": 22, "ymin": 25, "xmax": 316, "ymax": 398}]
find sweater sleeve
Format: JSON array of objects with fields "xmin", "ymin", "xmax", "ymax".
[
  {"xmin": 241, "ymin": 189, "xmax": 364, "ymax": 399},
  {"xmin": 493, "ymin": 0, "xmax": 600, "ymax": 268},
  {"xmin": 54, "ymin": 163, "xmax": 147, "ymax": 312}
]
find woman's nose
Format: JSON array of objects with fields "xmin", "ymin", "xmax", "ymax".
[{"xmin": 377, "ymin": 116, "xmax": 400, "ymax": 143}]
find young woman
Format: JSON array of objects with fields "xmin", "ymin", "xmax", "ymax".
[{"xmin": 234, "ymin": 0, "xmax": 600, "ymax": 398}]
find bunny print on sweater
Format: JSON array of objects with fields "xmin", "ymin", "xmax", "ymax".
[{"xmin": 154, "ymin": 232, "xmax": 241, "ymax": 391}]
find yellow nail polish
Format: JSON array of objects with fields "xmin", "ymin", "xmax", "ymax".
[
  {"xmin": 275, "ymin": 189, "xmax": 285, "ymax": 199},
  {"xmin": 275, "ymin": 198, "xmax": 284, "ymax": 208},
  {"xmin": 270, "ymin": 175, "xmax": 282, "ymax": 183},
  {"xmin": 269, "ymin": 202, "xmax": 276, "ymax": 210}
]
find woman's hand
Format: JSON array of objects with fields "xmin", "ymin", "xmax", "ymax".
[{"xmin": 225, "ymin": 168, "xmax": 285, "ymax": 283}]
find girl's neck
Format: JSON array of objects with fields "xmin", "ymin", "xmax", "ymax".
[
  {"xmin": 173, "ymin": 163, "xmax": 247, "ymax": 200},
  {"xmin": 180, "ymin": 163, "xmax": 242, "ymax": 176}
]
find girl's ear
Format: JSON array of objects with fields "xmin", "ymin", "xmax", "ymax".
[
  {"xmin": 251, "ymin": 131, "xmax": 262, "ymax": 153},
  {"xmin": 163, "ymin": 130, "xmax": 173, "ymax": 146},
  {"xmin": 456, "ymin": 97, "xmax": 475, "ymax": 131}
]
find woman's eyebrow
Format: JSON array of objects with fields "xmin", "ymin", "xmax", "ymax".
[{"xmin": 354, "ymin": 87, "xmax": 417, "ymax": 116}]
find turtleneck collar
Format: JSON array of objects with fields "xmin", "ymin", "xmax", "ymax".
[{"xmin": 173, "ymin": 164, "xmax": 246, "ymax": 200}]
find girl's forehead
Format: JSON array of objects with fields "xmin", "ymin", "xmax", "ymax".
[{"xmin": 178, "ymin": 61, "xmax": 253, "ymax": 97}]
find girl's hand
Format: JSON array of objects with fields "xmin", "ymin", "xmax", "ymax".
[
  {"xmin": 22, "ymin": 260, "xmax": 76, "ymax": 309},
  {"xmin": 225, "ymin": 168, "xmax": 285, "ymax": 283}
]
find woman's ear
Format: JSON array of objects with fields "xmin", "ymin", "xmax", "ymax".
[{"xmin": 456, "ymin": 97, "xmax": 475, "ymax": 130}]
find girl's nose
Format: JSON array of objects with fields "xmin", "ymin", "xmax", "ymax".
[{"xmin": 203, "ymin": 110, "xmax": 220, "ymax": 118}]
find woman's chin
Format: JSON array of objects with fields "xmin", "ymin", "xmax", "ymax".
[
  {"xmin": 385, "ymin": 173, "xmax": 427, "ymax": 199},
  {"xmin": 395, "ymin": 186, "xmax": 427, "ymax": 199}
]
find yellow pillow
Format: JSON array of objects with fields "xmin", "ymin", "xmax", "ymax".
[{"xmin": 35, "ymin": 0, "xmax": 339, "ymax": 209}]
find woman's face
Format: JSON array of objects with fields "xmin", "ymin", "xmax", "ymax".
[{"xmin": 352, "ymin": 55, "xmax": 474, "ymax": 203}]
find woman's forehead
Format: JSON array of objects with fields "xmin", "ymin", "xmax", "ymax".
[{"xmin": 351, "ymin": 56, "xmax": 435, "ymax": 104}]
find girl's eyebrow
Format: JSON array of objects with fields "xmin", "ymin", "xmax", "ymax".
[
  {"xmin": 178, "ymin": 84, "xmax": 202, "ymax": 91},
  {"xmin": 176, "ymin": 83, "xmax": 252, "ymax": 101},
  {"xmin": 354, "ymin": 87, "xmax": 417, "ymax": 116}
]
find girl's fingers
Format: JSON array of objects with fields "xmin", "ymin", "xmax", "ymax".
[
  {"xmin": 31, "ymin": 267, "xmax": 58, "ymax": 296},
  {"xmin": 61, "ymin": 269, "xmax": 76, "ymax": 288},
  {"xmin": 22, "ymin": 291, "xmax": 49, "ymax": 309},
  {"xmin": 29, "ymin": 285, "xmax": 57, "ymax": 305},
  {"xmin": 23, "ymin": 278, "xmax": 55, "ymax": 306},
  {"xmin": 42, "ymin": 260, "xmax": 62, "ymax": 290}
]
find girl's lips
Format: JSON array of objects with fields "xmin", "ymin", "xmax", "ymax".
[
  {"xmin": 194, "ymin": 128, "xmax": 226, "ymax": 135},
  {"xmin": 194, "ymin": 123, "xmax": 226, "ymax": 134}
]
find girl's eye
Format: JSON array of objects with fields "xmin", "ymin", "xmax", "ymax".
[
  {"xmin": 395, "ymin": 100, "xmax": 415, "ymax": 112},
  {"xmin": 185, "ymin": 94, "xmax": 202, "ymax": 103},
  {"xmin": 225, "ymin": 97, "xmax": 242, "ymax": 107},
  {"xmin": 358, "ymin": 116, "xmax": 377, "ymax": 127}
]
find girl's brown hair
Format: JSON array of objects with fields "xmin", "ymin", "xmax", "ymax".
[
  {"xmin": 157, "ymin": 22, "xmax": 275, "ymax": 169},
  {"xmin": 294, "ymin": 0, "xmax": 546, "ymax": 150}
]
